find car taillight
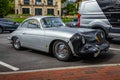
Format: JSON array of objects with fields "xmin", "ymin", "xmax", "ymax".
[{"xmin": 77, "ymin": 13, "xmax": 81, "ymax": 27}]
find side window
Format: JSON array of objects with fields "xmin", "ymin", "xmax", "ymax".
[
  {"xmin": 21, "ymin": 19, "xmax": 39, "ymax": 28},
  {"xmin": 41, "ymin": 18, "xmax": 51, "ymax": 28},
  {"xmin": 21, "ymin": 21, "xmax": 29, "ymax": 28},
  {"xmin": 84, "ymin": 2, "xmax": 102, "ymax": 13},
  {"xmin": 28, "ymin": 19, "xmax": 39, "ymax": 28}
]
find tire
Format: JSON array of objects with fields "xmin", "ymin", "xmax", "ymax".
[
  {"xmin": 12, "ymin": 37, "xmax": 22, "ymax": 50},
  {"xmin": 53, "ymin": 41, "xmax": 73, "ymax": 61},
  {"xmin": 0, "ymin": 27, "xmax": 3, "ymax": 34}
]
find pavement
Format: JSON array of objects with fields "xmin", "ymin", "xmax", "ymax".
[{"xmin": 0, "ymin": 33, "xmax": 120, "ymax": 80}]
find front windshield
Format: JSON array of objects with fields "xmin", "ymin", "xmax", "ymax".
[{"xmin": 41, "ymin": 17, "xmax": 64, "ymax": 28}]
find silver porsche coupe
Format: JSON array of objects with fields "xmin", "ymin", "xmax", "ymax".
[{"xmin": 9, "ymin": 16, "xmax": 109, "ymax": 61}]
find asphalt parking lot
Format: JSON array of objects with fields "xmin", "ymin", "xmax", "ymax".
[{"xmin": 0, "ymin": 32, "xmax": 120, "ymax": 72}]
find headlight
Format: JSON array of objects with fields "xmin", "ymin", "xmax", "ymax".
[
  {"xmin": 95, "ymin": 31, "xmax": 105, "ymax": 42},
  {"xmin": 70, "ymin": 33, "xmax": 86, "ymax": 44},
  {"xmin": 70, "ymin": 33, "xmax": 86, "ymax": 55},
  {"xmin": 100, "ymin": 32, "xmax": 105, "ymax": 39},
  {"xmin": 82, "ymin": 36, "xmax": 86, "ymax": 44},
  {"xmin": 72, "ymin": 33, "xmax": 81, "ymax": 40}
]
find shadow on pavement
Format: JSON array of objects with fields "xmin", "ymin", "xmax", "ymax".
[
  {"xmin": 71, "ymin": 50, "xmax": 115, "ymax": 64},
  {"xmin": 29, "ymin": 49, "xmax": 115, "ymax": 64},
  {"xmin": 109, "ymin": 38, "xmax": 120, "ymax": 45}
]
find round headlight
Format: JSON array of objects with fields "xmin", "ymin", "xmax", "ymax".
[
  {"xmin": 73, "ymin": 34, "xmax": 81, "ymax": 40},
  {"xmin": 82, "ymin": 36, "xmax": 86, "ymax": 44},
  {"xmin": 100, "ymin": 32, "xmax": 105, "ymax": 39}
]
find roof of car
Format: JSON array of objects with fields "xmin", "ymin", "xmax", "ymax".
[{"xmin": 27, "ymin": 16, "xmax": 58, "ymax": 20}]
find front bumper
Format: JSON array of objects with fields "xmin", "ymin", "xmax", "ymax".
[
  {"xmin": 69, "ymin": 41, "xmax": 110, "ymax": 57},
  {"xmin": 80, "ymin": 42, "xmax": 109, "ymax": 57}
]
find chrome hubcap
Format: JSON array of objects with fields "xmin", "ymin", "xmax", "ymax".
[
  {"xmin": 14, "ymin": 38, "xmax": 20, "ymax": 49},
  {"xmin": 55, "ymin": 42, "xmax": 69, "ymax": 58}
]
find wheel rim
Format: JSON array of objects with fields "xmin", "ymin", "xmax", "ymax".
[
  {"xmin": 54, "ymin": 42, "xmax": 69, "ymax": 59},
  {"xmin": 14, "ymin": 38, "xmax": 20, "ymax": 49}
]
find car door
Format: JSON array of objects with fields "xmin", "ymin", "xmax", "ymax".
[{"xmin": 20, "ymin": 19, "xmax": 45, "ymax": 51}]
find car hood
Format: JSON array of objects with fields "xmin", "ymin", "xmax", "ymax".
[
  {"xmin": 44, "ymin": 26, "xmax": 97, "ymax": 39},
  {"xmin": 45, "ymin": 26, "xmax": 95, "ymax": 34}
]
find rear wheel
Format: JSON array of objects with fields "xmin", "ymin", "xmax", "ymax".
[
  {"xmin": 12, "ymin": 37, "xmax": 22, "ymax": 50},
  {"xmin": 0, "ymin": 27, "xmax": 3, "ymax": 34},
  {"xmin": 53, "ymin": 41, "xmax": 73, "ymax": 61}
]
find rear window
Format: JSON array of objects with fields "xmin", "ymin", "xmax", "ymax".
[{"xmin": 83, "ymin": 1, "xmax": 101, "ymax": 13}]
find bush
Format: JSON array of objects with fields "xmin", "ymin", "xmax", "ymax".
[
  {"xmin": 6, "ymin": 14, "xmax": 32, "ymax": 18},
  {"xmin": 10, "ymin": 18, "xmax": 25, "ymax": 23}
]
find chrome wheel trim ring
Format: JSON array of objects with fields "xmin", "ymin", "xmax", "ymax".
[
  {"xmin": 54, "ymin": 42, "xmax": 69, "ymax": 59},
  {"xmin": 14, "ymin": 38, "xmax": 20, "ymax": 49}
]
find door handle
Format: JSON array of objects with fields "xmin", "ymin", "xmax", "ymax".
[
  {"xmin": 22, "ymin": 33, "xmax": 33, "ymax": 35},
  {"xmin": 22, "ymin": 33, "xmax": 27, "ymax": 35}
]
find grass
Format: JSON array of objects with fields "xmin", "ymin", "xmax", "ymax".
[
  {"xmin": 10, "ymin": 18, "xmax": 25, "ymax": 23},
  {"xmin": 62, "ymin": 18, "xmax": 73, "ymax": 23},
  {"xmin": 9, "ymin": 18, "xmax": 74, "ymax": 23}
]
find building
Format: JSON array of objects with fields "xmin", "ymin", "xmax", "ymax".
[{"xmin": 15, "ymin": 0, "xmax": 61, "ymax": 16}]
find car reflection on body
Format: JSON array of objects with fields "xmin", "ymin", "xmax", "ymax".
[{"xmin": 8, "ymin": 16, "xmax": 109, "ymax": 61}]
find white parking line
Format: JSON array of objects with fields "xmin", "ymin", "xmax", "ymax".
[
  {"xmin": 0, "ymin": 63, "xmax": 119, "ymax": 75},
  {"xmin": 110, "ymin": 48, "xmax": 120, "ymax": 51},
  {"xmin": 0, "ymin": 61, "xmax": 19, "ymax": 71}
]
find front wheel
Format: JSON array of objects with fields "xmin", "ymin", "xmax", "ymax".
[
  {"xmin": 53, "ymin": 41, "xmax": 73, "ymax": 61},
  {"xmin": 12, "ymin": 37, "xmax": 22, "ymax": 50}
]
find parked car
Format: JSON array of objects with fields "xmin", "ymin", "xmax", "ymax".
[
  {"xmin": 65, "ymin": 18, "xmax": 78, "ymax": 27},
  {"xmin": 8, "ymin": 16, "xmax": 109, "ymax": 61},
  {"xmin": 0, "ymin": 18, "xmax": 19, "ymax": 33},
  {"xmin": 77, "ymin": 0, "xmax": 120, "ymax": 39}
]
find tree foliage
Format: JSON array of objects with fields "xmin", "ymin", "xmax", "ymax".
[
  {"xmin": 0, "ymin": 0, "xmax": 14, "ymax": 17},
  {"xmin": 9, "ymin": 0, "xmax": 15, "ymax": 14},
  {"xmin": 0, "ymin": 0, "xmax": 10, "ymax": 17},
  {"xmin": 63, "ymin": 4, "xmax": 77, "ymax": 15},
  {"xmin": 62, "ymin": 0, "xmax": 66, "ymax": 3}
]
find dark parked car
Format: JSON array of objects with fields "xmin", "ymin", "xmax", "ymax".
[
  {"xmin": 65, "ymin": 18, "xmax": 78, "ymax": 27},
  {"xmin": 0, "ymin": 18, "xmax": 19, "ymax": 34}
]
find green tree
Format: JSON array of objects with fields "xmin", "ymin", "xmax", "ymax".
[
  {"xmin": 0, "ymin": 0, "xmax": 10, "ymax": 17},
  {"xmin": 9, "ymin": 0, "xmax": 15, "ymax": 14},
  {"xmin": 63, "ymin": 4, "xmax": 77, "ymax": 15},
  {"xmin": 62, "ymin": 0, "xmax": 66, "ymax": 3}
]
